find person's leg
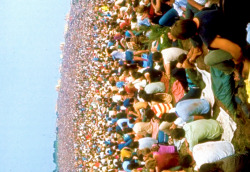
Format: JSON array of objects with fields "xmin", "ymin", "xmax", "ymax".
[
  {"xmin": 204, "ymin": 50, "xmax": 235, "ymax": 74},
  {"xmin": 210, "ymin": 67, "xmax": 237, "ymax": 115},
  {"xmin": 177, "ymin": 88, "xmax": 202, "ymax": 103},
  {"xmin": 159, "ymin": 8, "xmax": 179, "ymax": 27},
  {"xmin": 185, "ymin": 3, "xmax": 196, "ymax": 19}
]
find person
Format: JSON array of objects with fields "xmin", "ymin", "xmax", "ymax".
[
  {"xmin": 171, "ymin": 9, "xmax": 244, "ymax": 64},
  {"xmin": 153, "ymin": 48, "xmax": 187, "ymax": 78},
  {"xmin": 205, "ymin": 49, "xmax": 250, "ymax": 117},
  {"xmin": 133, "ymin": 121, "xmax": 153, "ymax": 136},
  {"xmin": 144, "ymin": 81, "xmax": 166, "ymax": 94},
  {"xmin": 143, "ymin": 68, "xmax": 163, "ymax": 83},
  {"xmin": 185, "ymin": 0, "xmax": 207, "ymax": 19},
  {"xmin": 192, "ymin": 141, "xmax": 235, "ymax": 170},
  {"xmin": 158, "ymin": 0, "xmax": 187, "ymax": 26},
  {"xmin": 138, "ymin": 137, "xmax": 158, "ymax": 149},
  {"xmin": 162, "ymin": 99, "xmax": 210, "ymax": 123},
  {"xmin": 171, "ymin": 119, "xmax": 223, "ymax": 152},
  {"xmin": 175, "ymin": 53, "xmax": 205, "ymax": 102},
  {"xmin": 153, "ymin": 51, "xmax": 189, "ymax": 91},
  {"xmin": 145, "ymin": 152, "xmax": 180, "ymax": 171},
  {"xmin": 199, "ymin": 150, "xmax": 250, "ymax": 172}
]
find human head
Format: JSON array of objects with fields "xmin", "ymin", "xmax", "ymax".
[
  {"xmin": 162, "ymin": 112, "xmax": 177, "ymax": 122},
  {"xmin": 176, "ymin": 53, "xmax": 187, "ymax": 68},
  {"xmin": 129, "ymin": 118, "xmax": 135, "ymax": 124},
  {"xmin": 180, "ymin": 155, "xmax": 193, "ymax": 168},
  {"xmin": 145, "ymin": 109, "xmax": 155, "ymax": 120},
  {"xmin": 127, "ymin": 160, "xmax": 140, "ymax": 170},
  {"xmin": 152, "ymin": 52, "xmax": 163, "ymax": 62},
  {"xmin": 122, "ymin": 122, "xmax": 128, "ymax": 128},
  {"xmin": 130, "ymin": 141, "xmax": 139, "ymax": 148},
  {"xmin": 123, "ymin": 127, "xmax": 133, "ymax": 133},
  {"xmin": 138, "ymin": 90, "xmax": 152, "ymax": 102},
  {"xmin": 145, "ymin": 158, "xmax": 157, "ymax": 170},
  {"xmin": 171, "ymin": 19, "xmax": 197, "ymax": 40},
  {"xmin": 199, "ymin": 163, "xmax": 224, "ymax": 172},
  {"xmin": 171, "ymin": 128, "xmax": 185, "ymax": 140}
]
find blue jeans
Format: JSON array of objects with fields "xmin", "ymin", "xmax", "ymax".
[
  {"xmin": 177, "ymin": 87, "xmax": 202, "ymax": 103},
  {"xmin": 159, "ymin": 8, "xmax": 179, "ymax": 26}
]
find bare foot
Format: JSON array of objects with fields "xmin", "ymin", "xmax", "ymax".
[
  {"xmin": 234, "ymin": 69, "xmax": 241, "ymax": 81},
  {"xmin": 183, "ymin": 59, "xmax": 195, "ymax": 69},
  {"xmin": 187, "ymin": 46, "xmax": 194, "ymax": 59},
  {"xmin": 189, "ymin": 47, "xmax": 203, "ymax": 63},
  {"xmin": 242, "ymin": 59, "xmax": 250, "ymax": 79}
]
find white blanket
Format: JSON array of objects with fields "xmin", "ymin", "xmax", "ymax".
[{"xmin": 216, "ymin": 107, "xmax": 237, "ymax": 142}]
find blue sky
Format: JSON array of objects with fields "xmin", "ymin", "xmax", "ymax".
[{"xmin": 0, "ymin": 1, "xmax": 69, "ymax": 171}]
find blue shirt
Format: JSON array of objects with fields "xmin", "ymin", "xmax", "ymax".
[
  {"xmin": 116, "ymin": 81, "xmax": 124, "ymax": 88},
  {"xmin": 123, "ymin": 98, "xmax": 131, "ymax": 107},
  {"xmin": 117, "ymin": 118, "xmax": 134, "ymax": 129},
  {"xmin": 122, "ymin": 161, "xmax": 132, "ymax": 172}
]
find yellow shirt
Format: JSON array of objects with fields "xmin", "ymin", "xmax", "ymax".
[
  {"xmin": 101, "ymin": 6, "xmax": 109, "ymax": 11},
  {"xmin": 121, "ymin": 147, "xmax": 132, "ymax": 160}
]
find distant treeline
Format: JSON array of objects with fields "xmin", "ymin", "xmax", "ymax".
[{"xmin": 53, "ymin": 127, "xmax": 59, "ymax": 172}]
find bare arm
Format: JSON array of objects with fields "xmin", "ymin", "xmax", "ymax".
[
  {"xmin": 151, "ymin": 0, "xmax": 161, "ymax": 12},
  {"xmin": 210, "ymin": 36, "xmax": 242, "ymax": 64},
  {"xmin": 187, "ymin": 0, "xmax": 204, "ymax": 11},
  {"xmin": 120, "ymin": 38, "xmax": 126, "ymax": 48},
  {"xmin": 193, "ymin": 115, "xmax": 205, "ymax": 120},
  {"xmin": 134, "ymin": 49, "xmax": 149, "ymax": 55},
  {"xmin": 164, "ymin": 63, "xmax": 171, "ymax": 78},
  {"xmin": 128, "ymin": 30, "xmax": 135, "ymax": 37},
  {"xmin": 144, "ymin": 72, "xmax": 151, "ymax": 83}
]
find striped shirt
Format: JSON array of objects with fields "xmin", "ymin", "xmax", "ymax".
[{"xmin": 151, "ymin": 103, "xmax": 173, "ymax": 118}]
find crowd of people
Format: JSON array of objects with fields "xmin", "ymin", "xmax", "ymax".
[{"xmin": 56, "ymin": 0, "xmax": 250, "ymax": 171}]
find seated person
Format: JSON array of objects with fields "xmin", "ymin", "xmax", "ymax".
[
  {"xmin": 158, "ymin": 0, "xmax": 187, "ymax": 26},
  {"xmin": 145, "ymin": 152, "xmax": 180, "ymax": 171},
  {"xmin": 145, "ymin": 104, "xmax": 173, "ymax": 120},
  {"xmin": 176, "ymin": 54, "xmax": 205, "ymax": 102},
  {"xmin": 138, "ymin": 137, "xmax": 158, "ymax": 149},
  {"xmin": 171, "ymin": 9, "xmax": 246, "ymax": 65},
  {"xmin": 199, "ymin": 150, "xmax": 250, "ymax": 172},
  {"xmin": 144, "ymin": 81, "xmax": 166, "ymax": 94},
  {"xmin": 143, "ymin": 67, "xmax": 163, "ymax": 83},
  {"xmin": 153, "ymin": 51, "xmax": 189, "ymax": 92},
  {"xmin": 192, "ymin": 141, "xmax": 235, "ymax": 170},
  {"xmin": 162, "ymin": 99, "xmax": 210, "ymax": 123},
  {"xmin": 171, "ymin": 119, "xmax": 223, "ymax": 152},
  {"xmin": 133, "ymin": 121, "xmax": 153, "ymax": 137},
  {"xmin": 139, "ymin": 90, "xmax": 172, "ymax": 104}
]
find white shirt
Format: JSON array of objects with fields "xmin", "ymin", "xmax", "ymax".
[
  {"xmin": 195, "ymin": 0, "xmax": 207, "ymax": 5},
  {"xmin": 193, "ymin": 141, "xmax": 235, "ymax": 169},
  {"xmin": 161, "ymin": 47, "xmax": 187, "ymax": 64}
]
